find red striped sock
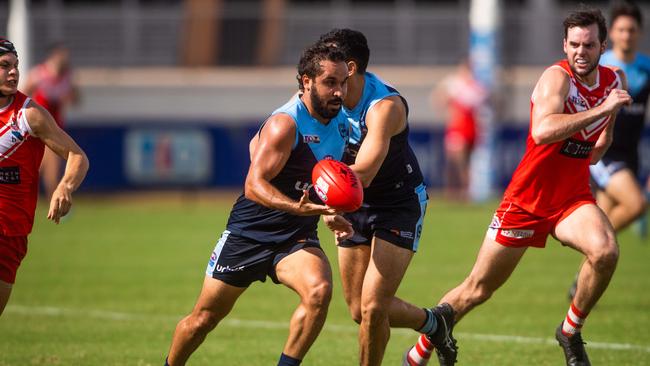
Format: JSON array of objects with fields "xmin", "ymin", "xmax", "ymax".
[
  {"xmin": 562, "ymin": 302, "xmax": 588, "ymax": 337},
  {"xmin": 404, "ymin": 334, "xmax": 434, "ymax": 366}
]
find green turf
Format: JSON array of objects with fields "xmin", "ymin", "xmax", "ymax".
[{"xmin": 1, "ymin": 195, "xmax": 649, "ymax": 365}]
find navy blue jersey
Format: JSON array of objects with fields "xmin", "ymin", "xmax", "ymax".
[
  {"xmin": 600, "ymin": 51, "xmax": 650, "ymax": 173},
  {"xmin": 342, "ymin": 72, "xmax": 424, "ymax": 205},
  {"xmin": 226, "ymin": 95, "xmax": 350, "ymax": 244}
]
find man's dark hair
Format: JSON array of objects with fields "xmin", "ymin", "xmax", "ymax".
[
  {"xmin": 0, "ymin": 38, "xmax": 17, "ymax": 57},
  {"xmin": 610, "ymin": 0, "xmax": 643, "ymax": 28},
  {"xmin": 296, "ymin": 43, "xmax": 346, "ymax": 91},
  {"xmin": 317, "ymin": 28, "xmax": 370, "ymax": 75},
  {"xmin": 563, "ymin": 8, "xmax": 608, "ymax": 44}
]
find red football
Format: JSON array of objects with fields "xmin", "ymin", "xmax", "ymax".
[{"xmin": 312, "ymin": 159, "xmax": 363, "ymax": 212}]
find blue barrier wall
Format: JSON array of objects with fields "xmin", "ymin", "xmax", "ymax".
[{"xmin": 66, "ymin": 120, "xmax": 650, "ymax": 192}]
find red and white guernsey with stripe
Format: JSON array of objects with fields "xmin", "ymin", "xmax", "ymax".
[
  {"xmin": 0, "ymin": 92, "xmax": 44, "ymax": 236},
  {"xmin": 503, "ymin": 60, "xmax": 621, "ymax": 216}
]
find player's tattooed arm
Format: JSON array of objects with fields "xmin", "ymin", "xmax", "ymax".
[
  {"xmin": 25, "ymin": 101, "xmax": 89, "ymax": 224},
  {"xmin": 531, "ymin": 67, "xmax": 631, "ymax": 145},
  {"xmin": 350, "ymin": 96, "xmax": 406, "ymax": 187},
  {"xmin": 245, "ymin": 114, "xmax": 336, "ymax": 216}
]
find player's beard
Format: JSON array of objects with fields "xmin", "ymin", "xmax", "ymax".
[
  {"xmin": 310, "ymin": 87, "xmax": 343, "ymax": 120},
  {"xmin": 570, "ymin": 55, "xmax": 600, "ymax": 78}
]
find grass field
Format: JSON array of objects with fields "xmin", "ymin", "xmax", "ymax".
[{"xmin": 1, "ymin": 193, "xmax": 649, "ymax": 366}]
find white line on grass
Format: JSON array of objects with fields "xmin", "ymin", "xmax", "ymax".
[{"xmin": 7, "ymin": 304, "xmax": 650, "ymax": 353}]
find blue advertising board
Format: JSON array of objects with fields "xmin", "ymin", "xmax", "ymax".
[{"xmin": 66, "ymin": 120, "xmax": 650, "ymax": 193}]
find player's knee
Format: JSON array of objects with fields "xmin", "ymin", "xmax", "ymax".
[
  {"xmin": 303, "ymin": 280, "xmax": 332, "ymax": 313},
  {"xmin": 631, "ymin": 195, "xmax": 648, "ymax": 218},
  {"xmin": 590, "ymin": 240, "xmax": 619, "ymax": 272},
  {"xmin": 360, "ymin": 299, "xmax": 389, "ymax": 323},
  {"xmin": 348, "ymin": 304, "xmax": 363, "ymax": 324},
  {"xmin": 351, "ymin": 312, "xmax": 363, "ymax": 325},
  {"xmin": 641, "ymin": 196, "xmax": 649, "ymax": 215},
  {"xmin": 190, "ymin": 310, "xmax": 222, "ymax": 334}
]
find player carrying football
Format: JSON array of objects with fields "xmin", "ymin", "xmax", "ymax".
[
  {"xmin": 315, "ymin": 29, "xmax": 453, "ymax": 366},
  {"xmin": 165, "ymin": 43, "xmax": 349, "ymax": 366}
]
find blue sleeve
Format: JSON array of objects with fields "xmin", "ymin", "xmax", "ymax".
[{"xmin": 639, "ymin": 54, "xmax": 650, "ymax": 72}]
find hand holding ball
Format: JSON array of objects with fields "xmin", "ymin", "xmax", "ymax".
[{"xmin": 312, "ymin": 159, "xmax": 363, "ymax": 212}]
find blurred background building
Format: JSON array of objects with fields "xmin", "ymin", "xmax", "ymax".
[
  {"xmin": 1, "ymin": 0, "xmax": 649, "ymax": 194},
  {"xmin": 9, "ymin": 0, "xmax": 650, "ymax": 67}
]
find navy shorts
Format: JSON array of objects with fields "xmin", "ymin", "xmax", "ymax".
[
  {"xmin": 205, "ymin": 230, "xmax": 321, "ymax": 288},
  {"xmin": 338, "ymin": 183, "xmax": 428, "ymax": 252},
  {"xmin": 590, "ymin": 158, "xmax": 633, "ymax": 190}
]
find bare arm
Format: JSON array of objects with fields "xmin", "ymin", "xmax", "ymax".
[
  {"xmin": 249, "ymin": 135, "xmax": 258, "ymax": 161},
  {"xmin": 26, "ymin": 102, "xmax": 89, "ymax": 223},
  {"xmin": 590, "ymin": 120, "xmax": 614, "ymax": 164},
  {"xmin": 591, "ymin": 68, "xmax": 629, "ymax": 164},
  {"xmin": 244, "ymin": 114, "xmax": 335, "ymax": 216},
  {"xmin": 249, "ymin": 116, "xmax": 276, "ymax": 160},
  {"xmin": 531, "ymin": 67, "xmax": 631, "ymax": 145},
  {"xmin": 350, "ymin": 96, "xmax": 406, "ymax": 187}
]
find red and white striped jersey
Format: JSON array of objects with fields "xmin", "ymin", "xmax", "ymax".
[
  {"xmin": 0, "ymin": 92, "xmax": 45, "ymax": 236},
  {"xmin": 503, "ymin": 60, "xmax": 621, "ymax": 216}
]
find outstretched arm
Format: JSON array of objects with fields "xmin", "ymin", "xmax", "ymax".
[
  {"xmin": 244, "ymin": 114, "xmax": 335, "ymax": 216},
  {"xmin": 530, "ymin": 67, "xmax": 631, "ymax": 145},
  {"xmin": 350, "ymin": 96, "xmax": 406, "ymax": 187},
  {"xmin": 26, "ymin": 102, "xmax": 89, "ymax": 223}
]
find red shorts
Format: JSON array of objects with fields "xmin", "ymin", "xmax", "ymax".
[
  {"xmin": 0, "ymin": 235, "xmax": 28, "ymax": 284},
  {"xmin": 444, "ymin": 129, "xmax": 476, "ymax": 153},
  {"xmin": 486, "ymin": 199, "xmax": 594, "ymax": 248}
]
